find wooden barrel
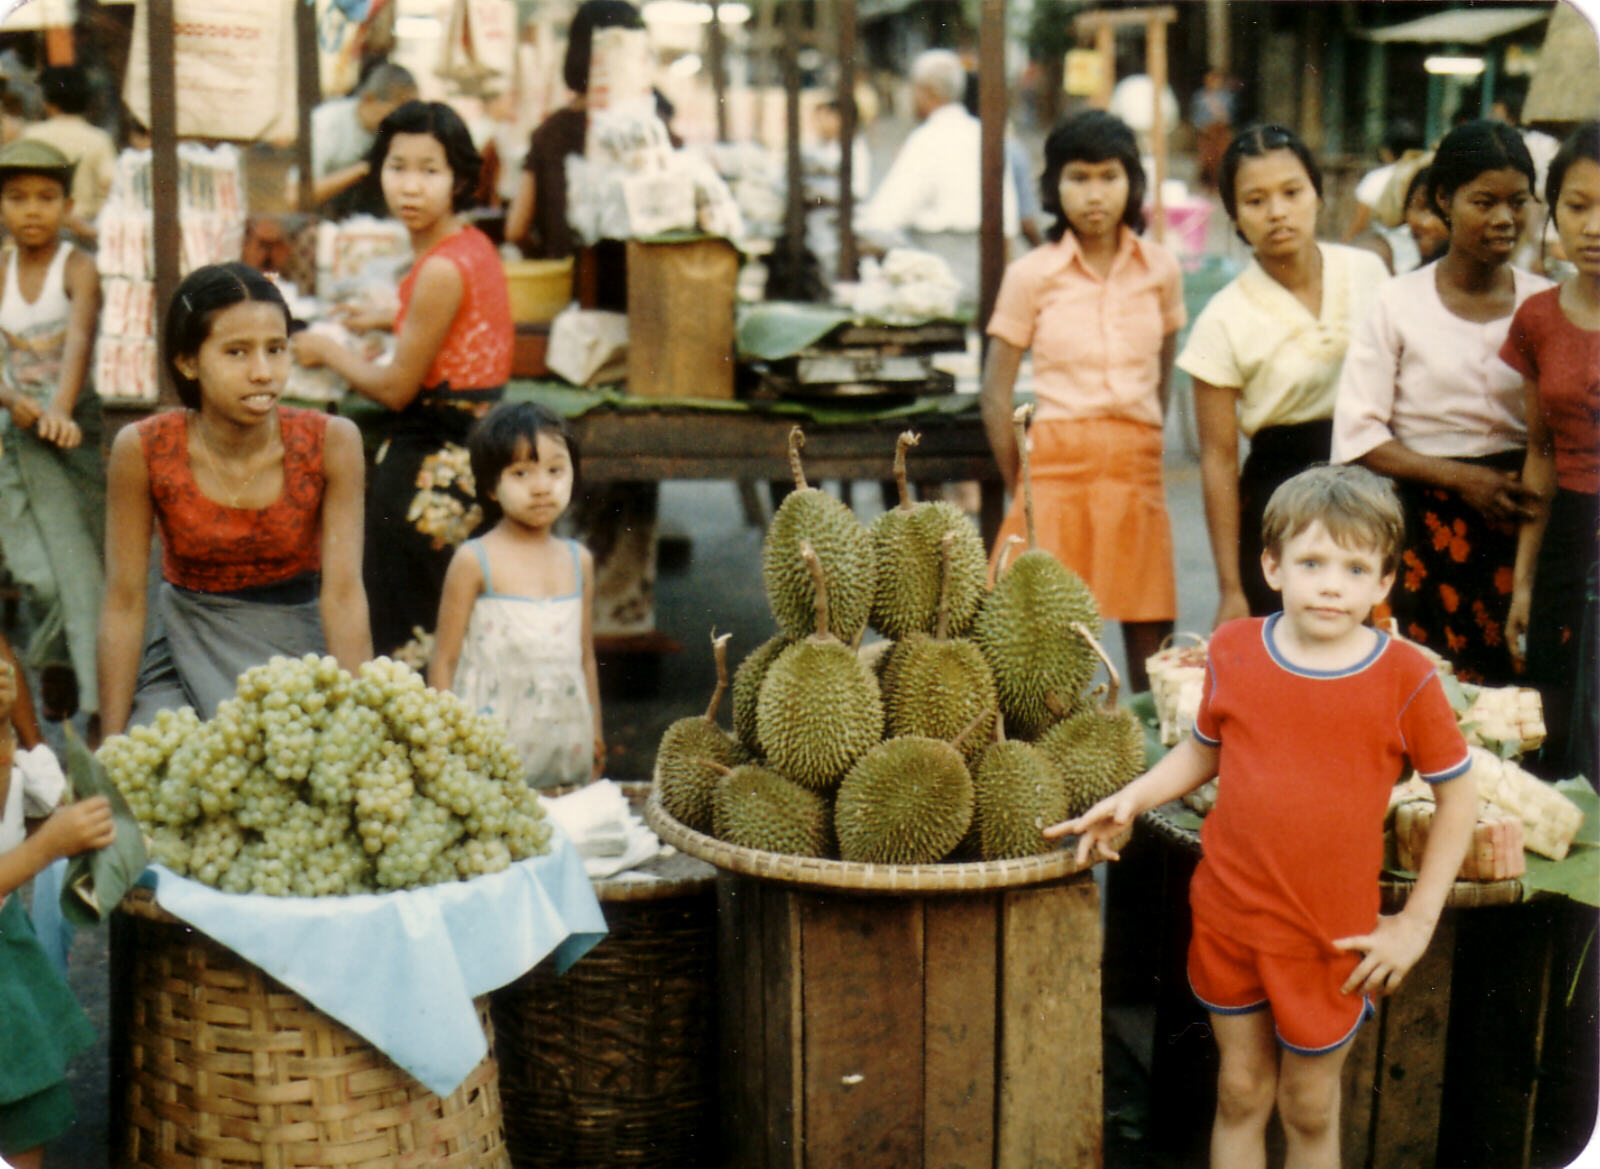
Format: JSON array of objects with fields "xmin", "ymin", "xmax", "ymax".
[
  {"xmin": 115, "ymin": 888, "xmax": 509, "ymax": 1169},
  {"xmin": 647, "ymin": 789, "xmax": 1111, "ymax": 1169}
]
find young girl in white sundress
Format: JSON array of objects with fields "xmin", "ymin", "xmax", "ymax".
[{"xmin": 429, "ymin": 402, "xmax": 602, "ymax": 786}]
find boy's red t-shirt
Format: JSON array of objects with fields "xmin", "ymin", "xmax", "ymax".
[{"xmin": 1190, "ymin": 616, "xmax": 1470, "ymax": 958}]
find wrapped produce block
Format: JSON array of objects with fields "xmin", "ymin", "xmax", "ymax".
[
  {"xmin": 1393, "ymin": 797, "xmax": 1526, "ymax": 882},
  {"xmin": 626, "ymin": 237, "xmax": 739, "ymax": 399},
  {"xmin": 1459, "ymin": 684, "xmax": 1547, "ymax": 756},
  {"xmin": 1468, "ymin": 747, "xmax": 1585, "ymax": 860},
  {"xmin": 1146, "ymin": 633, "xmax": 1208, "ymax": 747}
]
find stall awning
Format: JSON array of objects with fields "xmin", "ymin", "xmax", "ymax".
[{"xmin": 1358, "ymin": 5, "xmax": 1552, "ymax": 44}]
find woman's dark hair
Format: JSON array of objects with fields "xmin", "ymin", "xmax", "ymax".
[
  {"xmin": 1426, "ymin": 119, "xmax": 1535, "ymax": 219},
  {"xmin": 367, "ymin": 100, "xmax": 482, "ymax": 213},
  {"xmin": 164, "ymin": 263, "xmax": 290, "ymax": 411},
  {"xmin": 468, "ymin": 401, "xmax": 580, "ymax": 513},
  {"xmin": 1403, "ymin": 164, "xmax": 1433, "ymax": 213},
  {"xmin": 1039, "ymin": 109, "xmax": 1147, "ymax": 240},
  {"xmin": 1218, "ymin": 124, "xmax": 1323, "ymax": 244},
  {"xmin": 1545, "ymin": 120, "xmax": 1600, "ymax": 209},
  {"xmin": 563, "ymin": 1, "xmax": 644, "ymax": 94}
]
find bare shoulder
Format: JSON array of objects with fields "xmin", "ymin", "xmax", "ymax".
[{"xmin": 64, "ymin": 246, "xmax": 100, "ymax": 290}]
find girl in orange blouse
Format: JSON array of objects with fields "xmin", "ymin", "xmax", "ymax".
[
  {"xmin": 293, "ymin": 101, "xmax": 514, "ymax": 656},
  {"xmin": 99, "ymin": 264, "xmax": 370, "ymax": 735},
  {"xmin": 980, "ymin": 110, "xmax": 1185, "ymax": 692}
]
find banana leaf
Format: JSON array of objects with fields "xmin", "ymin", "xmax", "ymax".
[
  {"xmin": 59, "ymin": 724, "xmax": 148, "ymax": 926},
  {"xmin": 736, "ymin": 301, "xmax": 854, "ymax": 361},
  {"xmin": 1520, "ymin": 776, "xmax": 1599, "ymax": 907}
]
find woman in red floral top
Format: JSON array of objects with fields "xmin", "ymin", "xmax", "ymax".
[
  {"xmin": 293, "ymin": 101, "xmax": 513, "ymax": 656},
  {"xmin": 98, "ymin": 264, "xmax": 370, "ymax": 735}
]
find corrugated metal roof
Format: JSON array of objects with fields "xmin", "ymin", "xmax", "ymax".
[{"xmin": 1359, "ymin": 5, "xmax": 1552, "ymax": 44}]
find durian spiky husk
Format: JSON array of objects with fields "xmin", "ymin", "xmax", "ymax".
[
  {"xmin": 869, "ymin": 503, "xmax": 986, "ymax": 641},
  {"xmin": 884, "ymin": 634, "xmax": 997, "ymax": 762},
  {"xmin": 973, "ymin": 739, "xmax": 1068, "ymax": 860},
  {"xmin": 1035, "ymin": 704, "xmax": 1145, "ymax": 819},
  {"xmin": 756, "ymin": 639, "xmax": 884, "ymax": 790},
  {"xmin": 974, "ymin": 549, "xmax": 1102, "ymax": 740},
  {"xmin": 654, "ymin": 718, "xmax": 741, "ymax": 833},
  {"xmin": 834, "ymin": 736, "xmax": 974, "ymax": 864},
  {"xmin": 713, "ymin": 764, "xmax": 833, "ymax": 857},
  {"xmin": 732, "ymin": 634, "xmax": 793, "ymax": 755}
]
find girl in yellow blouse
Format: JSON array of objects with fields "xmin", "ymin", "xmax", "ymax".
[{"xmin": 980, "ymin": 110, "xmax": 1185, "ymax": 692}]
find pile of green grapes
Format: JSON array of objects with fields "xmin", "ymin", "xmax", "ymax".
[{"xmin": 98, "ymin": 655, "xmax": 552, "ymax": 897}]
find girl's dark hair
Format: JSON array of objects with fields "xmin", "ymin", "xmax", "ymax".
[
  {"xmin": 1039, "ymin": 109, "xmax": 1147, "ymax": 240},
  {"xmin": 1218, "ymin": 124, "xmax": 1323, "ymax": 244},
  {"xmin": 1545, "ymin": 120, "xmax": 1600, "ymax": 209},
  {"xmin": 367, "ymin": 100, "xmax": 482, "ymax": 213},
  {"xmin": 563, "ymin": 1, "xmax": 644, "ymax": 94},
  {"xmin": 164, "ymin": 262, "xmax": 290, "ymax": 411},
  {"xmin": 1426, "ymin": 119, "xmax": 1535, "ymax": 218},
  {"xmin": 1403, "ymin": 164, "xmax": 1433, "ymax": 213},
  {"xmin": 468, "ymin": 401, "xmax": 579, "ymax": 513}
]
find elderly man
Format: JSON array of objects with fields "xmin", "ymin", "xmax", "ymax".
[
  {"xmin": 307, "ymin": 63, "xmax": 418, "ymax": 217},
  {"xmin": 858, "ymin": 49, "xmax": 1016, "ymax": 312}
]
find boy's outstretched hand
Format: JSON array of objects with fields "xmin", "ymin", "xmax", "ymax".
[
  {"xmin": 38, "ymin": 796, "xmax": 118, "ymax": 861},
  {"xmin": 1044, "ymin": 789, "xmax": 1139, "ymax": 867},
  {"xmin": 1332, "ymin": 912, "xmax": 1432, "ymax": 998}
]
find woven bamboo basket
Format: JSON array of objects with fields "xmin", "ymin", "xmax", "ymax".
[
  {"xmin": 116, "ymin": 887, "xmax": 510, "ymax": 1169},
  {"xmin": 492, "ymin": 782, "xmax": 719, "ymax": 1169}
]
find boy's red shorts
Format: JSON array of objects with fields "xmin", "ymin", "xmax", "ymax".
[{"xmin": 1188, "ymin": 916, "xmax": 1374, "ymax": 1056}]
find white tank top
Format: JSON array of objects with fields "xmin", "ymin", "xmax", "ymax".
[{"xmin": 0, "ymin": 242, "xmax": 73, "ymax": 332}]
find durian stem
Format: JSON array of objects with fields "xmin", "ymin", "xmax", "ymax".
[
  {"xmin": 953, "ymin": 704, "xmax": 995, "ymax": 753},
  {"xmin": 994, "ymin": 534, "xmax": 1024, "ymax": 583},
  {"xmin": 1071, "ymin": 620, "xmax": 1121, "ymax": 711},
  {"xmin": 995, "ymin": 712, "xmax": 1008, "ymax": 744},
  {"xmin": 693, "ymin": 760, "xmax": 734, "ymax": 777},
  {"xmin": 893, "ymin": 431, "xmax": 920, "ymax": 510},
  {"xmin": 705, "ymin": 631, "xmax": 733, "ymax": 722},
  {"xmin": 934, "ymin": 531, "xmax": 955, "ymax": 641},
  {"xmin": 800, "ymin": 540, "xmax": 832, "ymax": 640},
  {"xmin": 787, "ymin": 426, "xmax": 809, "ymax": 491},
  {"xmin": 1011, "ymin": 403, "xmax": 1037, "ymax": 550}
]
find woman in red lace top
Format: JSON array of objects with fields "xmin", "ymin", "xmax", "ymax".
[
  {"xmin": 98, "ymin": 264, "xmax": 370, "ymax": 735},
  {"xmin": 292, "ymin": 100, "xmax": 513, "ymax": 656}
]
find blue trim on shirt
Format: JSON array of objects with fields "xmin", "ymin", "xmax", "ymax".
[
  {"xmin": 1260, "ymin": 612, "xmax": 1391, "ymax": 679},
  {"xmin": 469, "ymin": 537, "xmax": 583, "ymax": 603}
]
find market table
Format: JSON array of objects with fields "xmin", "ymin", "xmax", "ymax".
[{"xmin": 1132, "ymin": 799, "xmax": 1597, "ymax": 1169}]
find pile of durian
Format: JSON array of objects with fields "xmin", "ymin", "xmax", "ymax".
[{"xmin": 653, "ymin": 407, "xmax": 1145, "ymax": 865}]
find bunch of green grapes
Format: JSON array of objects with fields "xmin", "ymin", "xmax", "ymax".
[{"xmin": 97, "ymin": 654, "xmax": 551, "ymax": 897}]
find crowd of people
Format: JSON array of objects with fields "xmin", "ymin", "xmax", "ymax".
[{"xmin": 0, "ymin": 6, "xmax": 1596, "ymax": 1165}]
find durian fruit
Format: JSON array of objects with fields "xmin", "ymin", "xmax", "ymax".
[
  {"xmin": 883, "ymin": 532, "xmax": 998, "ymax": 762},
  {"xmin": 857, "ymin": 638, "xmax": 895, "ymax": 678},
  {"xmin": 763, "ymin": 426, "xmax": 875, "ymax": 642},
  {"xmin": 655, "ymin": 632, "xmax": 743, "ymax": 832},
  {"xmin": 757, "ymin": 542, "xmax": 885, "ymax": 791},
  {"xmin": 834, "ymin": 730, "xmax": 977, "ymax": 864},
  {"xmin": 1036, "ymin": 623, "xmax": 1146, "ymax": 818},
  {"xmin": 868, "ymin": 431, "xmax": 988, "ymax": 640},
  {"xmin": 973, "ymin": 716, "xmax": 1069, "ymax": 860},
  {"xmin": 974, "ymin": 404, "xmax": 1102, "ymax": 739},
  {"xmin": 731, "ymin": 633, "xmax": 793, "ymax": 756},
  {"xmin": 712, "ymin": 763, "xmax": 833, "ymax": 857}
]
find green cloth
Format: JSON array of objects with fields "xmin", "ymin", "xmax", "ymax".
[
  {"xmin": 0, "ymin": 895, "xmax": 95, "ymax": 1112},
  {"xmin": 0, "ymin": 391, "xmax": 105, "ymax": 710}
]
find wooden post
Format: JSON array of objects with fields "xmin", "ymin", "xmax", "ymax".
[
  {"xmin": 45, "ymin": 25, "xmax": 74, "ymax": 66},
  {"xmin": 781, "ymin": 0, "xmax": 805, "ymax": 282},
  {"xmin": 149, "ymin": 0, "xmax": 181, "ymax": 406},
  {"xmin": 1094, "ymin": 25, "xmax": 1114, "ymax": 109},
  {"xmin": 708, "ymin": 1, "xmax": 728, "ymax": 144},
  {"xmin": 978, "ymin": 0, "xmax": 1005, "ymax": 334},
  {"xmin": 836, "ymin": 0, "xmax": 858, "ymax": 282},
  {"xmin": 1146, "ymin": 11, "xmax": 1168, "ymax": 244},
  {"xmin": 296, "ymin": 0, "xmax": 319, "ymax": 213}
]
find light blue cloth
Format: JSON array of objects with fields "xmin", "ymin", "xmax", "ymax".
[
  {"xmin": 26, "ymin": 857, "xmax": 74, "ymax": 976},
  {"xmin": 142, "ymin": 824, "xmax": 606, "ymax": 1096}
]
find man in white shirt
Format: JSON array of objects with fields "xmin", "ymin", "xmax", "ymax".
[
  {"xmin": 307, "ymin": 63, "xmax": 418, "ymax": 217},
  {"xmin": 858, "ymin": 49, "xmax": 1016, "ymax": 311}
]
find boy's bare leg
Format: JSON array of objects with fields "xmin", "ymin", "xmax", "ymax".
[
  {"xmin": 1278, "ymin": 1040, "xmax": 1356, "ymax": 1169},
  {"xmin": 1210, "ymin": 1009, "xmax": 1278, "ymax": 1169}
]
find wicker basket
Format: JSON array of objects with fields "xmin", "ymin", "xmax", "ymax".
[
  {"xmin": 117, "ymin": 888, "xmax": 509, "ymax": 1169},
  {"xmin": 490, "ymin": 825, "xmax": 718, "ymax": 1169}
]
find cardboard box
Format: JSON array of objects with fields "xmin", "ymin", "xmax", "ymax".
[{"xmin": 626, "ymin": 237, "xmax": 738, "ymax": 399}]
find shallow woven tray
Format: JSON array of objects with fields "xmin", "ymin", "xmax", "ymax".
[
  {"xmin": 117, "ymin": 888, "xmax": 509, "ymax": 1169},
  {"xmin": 644, "ymin": 786, "xmax": 1111, "ymax": 893}
]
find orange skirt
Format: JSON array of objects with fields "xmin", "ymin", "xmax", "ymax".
[{"xmin": 990, "ymin": 416, "xmax": 1176, "ymax": 623}]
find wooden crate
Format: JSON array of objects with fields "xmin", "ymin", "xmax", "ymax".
[
  {"xmin": 625, "ymin": 238, "xmax": 739, "ymax": 400},
  {"xmin": 717, "ymin": 871, "xmax": 1103, "ymax": 1169}
]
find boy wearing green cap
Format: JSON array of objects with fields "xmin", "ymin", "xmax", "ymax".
[{"xmin": 0, "ymin": 137, "xmax": 105, "ymax": 731}]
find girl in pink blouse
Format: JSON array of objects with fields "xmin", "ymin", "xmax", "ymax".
[{"xmin": 980, "ymin": 110, "xmax": 1185, "ymax": 692}]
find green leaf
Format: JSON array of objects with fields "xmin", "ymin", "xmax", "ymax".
[
  {"xmin": 59, "ymin": 724, "xmax": 149, "ymax": 927},
  {"xmin": 735, "ymin": 301, "xmax": 854, "ymax": 361},
  {"xmin": 1440, "ymin": 674, "xmax": 1471, "ymax": 714}
]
